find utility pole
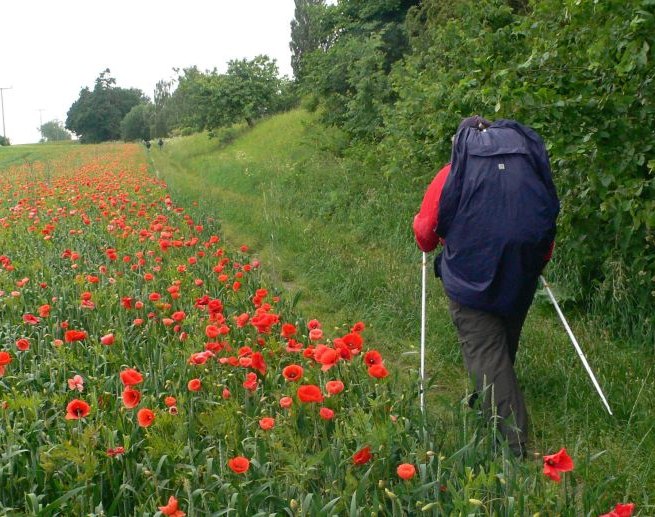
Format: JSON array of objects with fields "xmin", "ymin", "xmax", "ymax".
[
  {"xmin": 0, "ymin": 86, "xmax": 12, "ymax": 139},
  {"xmin": 37, "ymin": 108, "xmax": 46, "ymax": 142}
]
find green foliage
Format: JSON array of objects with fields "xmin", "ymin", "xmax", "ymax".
[
  {"xmin": 39, "ymin": 120, "xmax": 72, "ymax": 142},
  {"xmin": 0, "ymin": 135, "xmax": 9, "ymax": 146},
  {"xmin": 298, "ymin": 0, "xmax": 419, "ymax": 139},
  {"xmin": 169, "ymin": 57, "xmax": 294, "ymax": 134},
  {"xmin": 65, "ymin": 69, "xmax": 147, "ymax": 143},
  {"xmin": 120, "ymin": 103, "xmax": 154, "ymax": 141}
]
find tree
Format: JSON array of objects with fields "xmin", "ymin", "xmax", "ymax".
[
  {"xmin": 66, "ymin": 69, "xmax": 147, "ymax": 143},
  {"xmin": 290, "ymin": 0, "xmax": 329, "ymax": 80},
  {"xmin": 39, "ymin": 120, "xmax": 72, "ymax": 142},
  {"xmin": 120, "ymin": 103, "xmax": 154, "ymax": 141},
  {"xmin": 0, "ymin": 135, "xmax": 9, "ymax": 146}
]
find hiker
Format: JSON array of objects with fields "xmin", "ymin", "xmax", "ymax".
[
  {"xmin": 413, "ymin": 115, "xmax": 560, "ymax": 457},
  {"xmin": 144, "ymin": 140, "xmax": 151, "ymax": 151},
  {"xmin": 158, "ymin": 138, "xmax": 164, "ymax": 150}
]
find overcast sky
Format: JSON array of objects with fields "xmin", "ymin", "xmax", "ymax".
[{"xmin": 1, "ymin": 0, "xmax": 296, "ymax": 144}]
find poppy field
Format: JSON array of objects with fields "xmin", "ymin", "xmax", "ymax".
[{"xmin": 0, "ymin": 143, "xmax": 640, "ymax": 516}]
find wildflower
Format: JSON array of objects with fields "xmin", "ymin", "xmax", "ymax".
[
  {"xmin": 22, "ymin": 313, "xmax": 40, "ymax": 325},
  {"xmin": 314, "ymin": 345, "xmax": 339, "ymax": 371},
  {"xmin": 543, "ymin": 448, "xmax": 574, "ymax": 482},
  {"xmin": 65, "ymin": 399, "xmax": 91, "ymax": 420},
  {"xmin": 282, "ymin": 364, "xmax": 304, "ymax": 382},
  {"xmin": 368, "ymin": 364, "xmax": 389, "ymax": 379},
  {"xmin": 64, "ymin": 330, "xmax": 87, "ymax": 343},
  {"xmin": 16, "ymin": 338, "xmax": 30, "ymax": 351},
  {"xmin": 307, "ymin": 319, "xmax": 321, "ymax": 330},
  {"xmin": 259, "ymin": 417, "xmax": 275, "ymax": 430},
  {"xmin": 353, "ymin": 446, "xmax": 372, "ymax": 466},
  {"xmin": 326, "ymin": 380, "xmax": 345, "ymax": 395},
  {"xmin": 251, "ymin": 352, "xmax": 267, "ymax": 375},
  {"xmin": 280, "ymin": 396, "xmax": 293, "ymax": 408},
  {"xmin": 67, "ymin": 374, "xmax": 84, "ymax": 392},
  {"xmin": 600, "ymin": 503, "xmax": 635, "ymax": 517},
  {"xmin": 396, "ymin": 463, "xmax": 416, "ymax": 480},
  {"xmin": 100, "ymin": 333, "xmax": 115, "ymax": 346},
  {"xmin": 120, "ymin": 368, "xmax": 144, "ymax": 386},
  {"xmin": 297, "ymin": 385, "xmax": 324, "ymax": 403},
  {"xmin": 158, "ymin": 495, "xmax": 186, "ymax": 517},
  {"xmin": 137, "ymin": 408, "xmax": 155, "ymax": 427},
  {"xmin": 0, "ymin": 351, "xmax": 13, "ymax": 376},
  {"xmin": 187, "ymin": 378, "xmax": 202, "ymax": 392},
  {"xmin": 228, "ymin": 456, "xmax": 250, "ymax": 474},
  {"xmin": 319, "ymin": 407, "xmax": 335, "ymax": 420},
  {"xmin": 122, "ymin": 388, "xmax": 141, "ymax": 409},
  {"xmin": 364, "ymin": 350, "xmax": 383, "ymax": 366},
  {"xmin": 281, "ymin": 323, "xmax": 297, "ymax": 338},
  {"xmin": 106, "ymin": 446, "xmax": 125, "ymax": 458},
  {"xmin": 351, "ymin": 321, "xmax": 365, "ymax": 332},
  {"xmin": 243, "ymin": 372, "xmax": 258, "ymax": 391},
  {"xmin": 164, "ymin": 396, "xmax": 177, "ymax": 407},
  {"xmin": 309, "ymin": 328, "xmax": 323, "ymax": 341},
  {"xmin": 222, "ymin": 388, "xmax": 231, "ymax": 399}
]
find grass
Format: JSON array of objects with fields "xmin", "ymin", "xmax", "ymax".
[{"xmin": 151, "ymin": 109, "xmax": 655, "ymax": 511}]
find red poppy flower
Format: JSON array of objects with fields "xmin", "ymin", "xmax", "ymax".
[
  {"xmin": 351, "ymin": 321, "xmax": 365, "ymax": 332},
  {"xmin": 397, "ymin": 463, "xmax": 416, "ymax": 480},
  {"xmin": 106, "ymin": 446, "xmax": 125, "ymax": 457},
  {"xmin": 187, "ymin": 378, "xmax": 202, "ymax": 392},
  {"xmin": 281, "ymin": 323, "xmax": 297, "ymax": 338},
  {"xmin": 137, "ymin": 408, "xmax": 155, "ymax": 427},
  {"xmin": 368, "ymin": 364, "xmax": 389, "ymax": 379},
  {"xmin": 120, "ymin": 368, "xmax": 144, "ymax": 387},
  {"xmin": 259, "ymin": 417, "xmax": 275, "ymax": 430},
  {"xmin": 122, "ymin": 388, "xmax": 141, "ymax": 409},
  {"xmin": 251, "ymin": 352, "xmax": 267, "ymax": 375},
  {"xmin": 600, "ymin": 503, "xmax": 635, "ymax": 517},
  {"xmin": 280, "ymin": 396, "xmax": 293, "ymax": 408},
  {"xmin": 297, "ymin": 385, "xmax": 324, "ymax": 403},
  {"xmin": 22, "ymin": 313, "xmax": 40, "ymax": 325},
  {"xmin": 100, "ymin": 333, "xmax": 115, "ymax": 346},
  {"xmin": 158, "ymin": 495, "xmax": 186, "ymax": 517},
  {"xmin": 228, "ymin": 456, "xmax": 250, "ymax": 474},
  {"xmin": 307, "ymin": 319, "xmax": 321, "ymax": 330},
  {"xmin": 326, "ymin": 380, "xmax": 345, "ymax": 395},
  {"xmin": 314, "ymin": 345, "xmax": 339, "ymax": 371},
  {"xmin": 364, "ymin": 350, "xmax": 383, "ymax": 366},
  {"xmin": 353, "ymin": 446, "xmax": 372, "ymax": 465},
  {"xmin": 164, "ymin": 396, "xmax": 177, "ymax": 407},
  {"xmin": 222, "ymin": 388, "xmax": 231, "ymax": 399},
  {"xmin": 0, "ymin": 351, "xmax": 11, "ymax": 376},
  {"xmin": 243, "ymin": 372, "xmax": 258, "ymax": 391},
  {"xmin": 309, "ymin": 328, "xmax": 323, "ymax": 341},
  {"xmin": 282, "ymin": 364, "xmax": 304, "ymax": 382},
  {"xmin": 543, "ymin": 448, "xmax": 574, "ymax": 482},
  {"xmin": 66, "ymin": 399, "xmax": 91, "ymax": 420},
  {"xmin": 64, "ymin": 330, "xmax": 87, "ymax": 343},
  {"xmin": 16, "ymin": 338, "xmax": 30, "ymax": 351},
  {"xmin": 319, "ymin": 407, "xmax": 335, "ymax": 420}
]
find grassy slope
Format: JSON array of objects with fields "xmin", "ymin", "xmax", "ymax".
[{"xmin": 151, "ymin": 110, "xmax": 654, "ymax": 505}]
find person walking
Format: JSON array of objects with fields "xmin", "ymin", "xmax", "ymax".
[{"xmin": 413, "ymin": 116, "xmax": 560, "ymax": 457}]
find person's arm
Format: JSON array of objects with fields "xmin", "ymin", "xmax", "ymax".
[{"xmin": 412, "ymin": 163, "xmax": 451, "ymax": 252}]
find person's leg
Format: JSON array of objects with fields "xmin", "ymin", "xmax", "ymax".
[{"xmin": 448, "ymin": 299, "xmax": 528, "ymax": 456}]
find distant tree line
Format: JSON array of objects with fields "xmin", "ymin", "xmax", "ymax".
[
  {"xmin": 38, "ymin": 120, "xmax": 72, "ymax": 142},
  {"xmin": 289, "ymin": 0, "xmax": 655, "ymax": 342},
  {"xmin": 65, "ymin": 57, "xmax": 295, "ymax": 144}
]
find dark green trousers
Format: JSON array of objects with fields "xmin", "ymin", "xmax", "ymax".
[{"xmin": 448, "ymin": 299, "xmax": 529, "ymax": 456}]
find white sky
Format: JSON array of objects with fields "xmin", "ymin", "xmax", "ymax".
[{"xmin": 1, "ymin": 0, "xmax": 296, "ymax": 144}]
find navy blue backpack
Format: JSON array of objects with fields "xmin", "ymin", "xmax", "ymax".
[{"xmin": 436, "ymin": 119, "xmax": 560, "ymax": 316}]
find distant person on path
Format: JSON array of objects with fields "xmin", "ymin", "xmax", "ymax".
[
  {"xmin": 158, "ymin": 138, "xmax": 164, "ymax": 150},
  {"xmin": 413, "ymin": 115, "xmax": 560, "ymax": 458},
  {"xmin": 144, "ymin": 140, "xmax": 151, "ymax": 151}
]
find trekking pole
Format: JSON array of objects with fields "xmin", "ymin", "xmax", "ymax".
[
  {"xmin": 539, "ymin": 276, "xmax": 613, "ymax": 415},
  {"xmin": 420, "ymin": 252, "xmax": 427, "ymax": 413}
]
